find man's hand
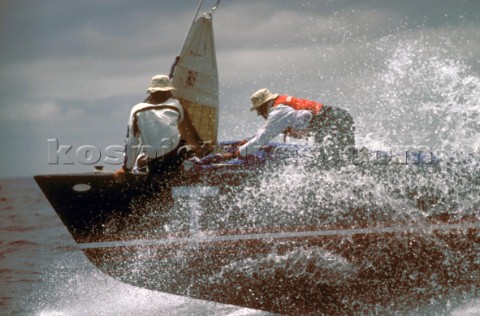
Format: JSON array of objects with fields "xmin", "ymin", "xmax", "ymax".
[
  {"xmin": 222, "ymin": 152, "xmax": 235, "ymax": 160},
  {"xmin": 222, "ymin": 150, "xmax": 241, "ymax": 160},
  {"xmin": 284, "ymin": 127, "xmax": 308, "ymax": 139},
  {"xmin": 114, "ymin": 167, "xmax": 128, "ymax": 178}
]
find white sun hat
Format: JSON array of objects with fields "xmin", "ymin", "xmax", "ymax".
[
  {"xmin": 147, "ymin": 75, "xmax": 176, "ymax": 93},
  {"xmin": 250, "ymin": 88, "xmax": 279, "ymax": 111}
]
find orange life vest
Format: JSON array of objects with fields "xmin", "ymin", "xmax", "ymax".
[{"xmin": 273, "ymin": 95, "xmax": 324, "ymax": 115}]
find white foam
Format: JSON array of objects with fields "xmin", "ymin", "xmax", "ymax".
[{"xmin": 451, "ymin": 300, "xmax": 480, "ymax": 316}]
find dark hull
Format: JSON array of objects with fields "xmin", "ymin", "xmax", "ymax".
[
  {"xmin": 35, "ymin": 173, "xmax": 160, "ymax": 243},
  {"xmin": 35, "ymin": 159, "xmax": 480, "ymax": 314},
  {"xmin": 33, "ymin": 167, "xmax": 254, "ymax": 243}
]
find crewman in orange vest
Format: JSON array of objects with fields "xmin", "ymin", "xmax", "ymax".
[{"xmin": 233, "ymin": 88, "xmax": 355, "ymax": 163}]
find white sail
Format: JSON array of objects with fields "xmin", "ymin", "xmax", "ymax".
[{"xmin": 172, "ymin": 13, "xmax": 219, "ymax": 148}]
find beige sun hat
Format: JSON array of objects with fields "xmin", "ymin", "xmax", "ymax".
[
  {"xmin": 250, "ymin": 88, "xmax": 279, "ymax": 111},
  {"xmin": 146, "ymin": 75, "xmax": 176, "ymax": 93}
]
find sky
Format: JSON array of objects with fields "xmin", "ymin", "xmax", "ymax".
[{"xmin": 0, "ymin": 0, "xmax": 479, "ymax": 178}]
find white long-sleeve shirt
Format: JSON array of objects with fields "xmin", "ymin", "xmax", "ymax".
[
  {"xmin": 238, "ymin": 105, "xmax": 312, "ymax": 157},
  {"xmin": 123, "ymin": 99, "xmax": 184, "ymax": 170}
]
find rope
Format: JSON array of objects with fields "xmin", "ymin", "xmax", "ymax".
[
  {"xmin": 210, "ymin": 0, "xmax": 221, "ymax": 14},
  {"xmin": 192, "ymin": 0, "xmax": 204, "ymax": 25}
]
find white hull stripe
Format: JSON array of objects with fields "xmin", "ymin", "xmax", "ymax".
[{"xmin": 79, "ymin": 222, "xmax": 480, "ymax": 250}]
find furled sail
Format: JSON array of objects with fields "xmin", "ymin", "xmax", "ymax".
[{"xmin": 172, "ymin": 12, "xmax": 219, "ymax": 150}]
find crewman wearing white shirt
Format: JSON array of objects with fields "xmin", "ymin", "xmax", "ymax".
[
  {"xmin": 234, "ymin": 88, "xmax": 355, "ymax": 163},
  {"xmin": 115, "ymin": 75, "xmax": 194, "ymax": 176}
]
